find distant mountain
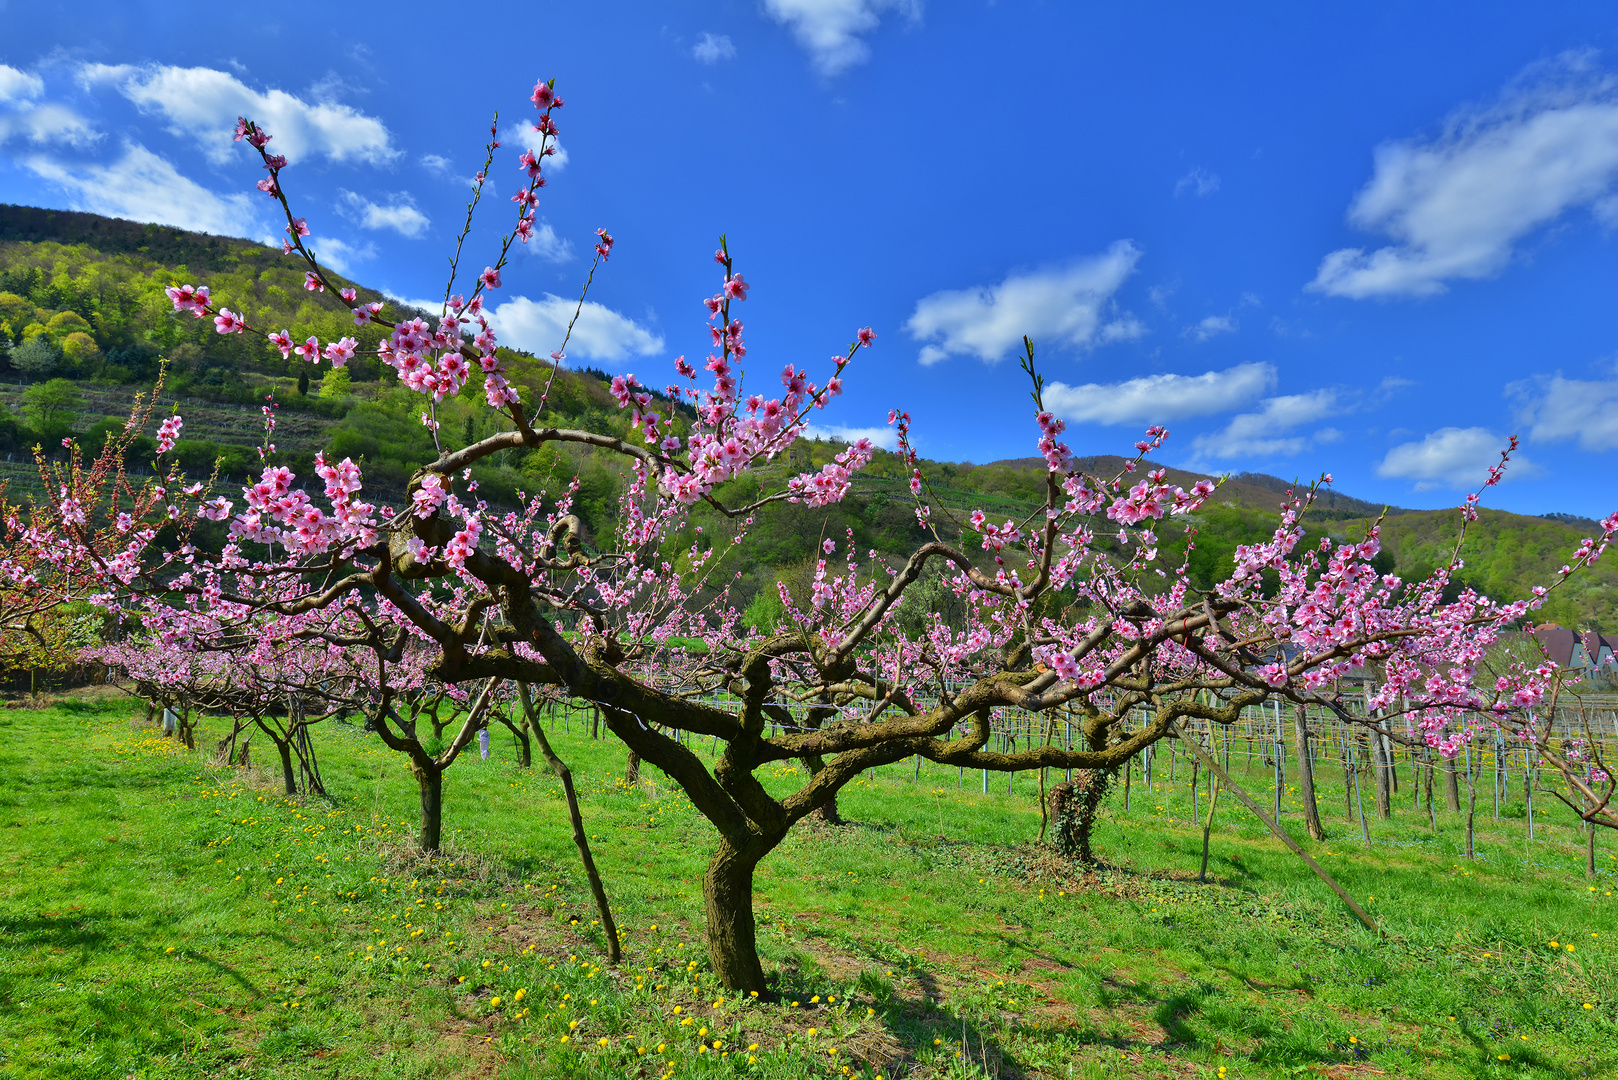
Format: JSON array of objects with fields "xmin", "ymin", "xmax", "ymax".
[{"xmin": 980, "ymin": 455, "xmax": 1396, "ymax": 520}]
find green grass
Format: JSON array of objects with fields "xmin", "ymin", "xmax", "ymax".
[{"xmin": 0, "ymin": 690, "xmax": 1613, "ymax": 1079}]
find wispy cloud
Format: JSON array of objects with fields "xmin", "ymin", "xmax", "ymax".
[
  {"xmin": 23, "ymin": 142, "xmax": 266, "ymax": 239},
  {"xmin": 487, "ymin": 294, "xmax": 663, "ymax": 363},
  {"xmin": 337, "ymin": 189, "xmax": 429, "ymax": 238},
  {"xmin": 801, "ymin": 422, "xmax": 898, "ymax": 449},
  {"xmin": 1514, "ymin": 371, "xmax": 1618, "ymax": 451},
  {"xmin": 693, "ymin": 33, "xmax": 737, "ymax": 64},
  {"xmin": 81, "ymin": 62, "xmax": 397, "ymax": 165},
  {"xmin": 0, "ymin": 64, "xmax": 44, "ymax": 104},
  {"xmin": 1310, "ymin": 52, "xmax": 1618, "ymax": 299},
  {"xmin": 763, "ymin": 0, "xmax": 921, "ymax": 76},
  {"xmin": 1175, "ymin": 167, "xmax": 1220, "ymax": 198},
  {"xmin": 1188, "ymin": 390, "xmax": 1339, "ymax": 463},
  {"xmin": 908, "ymin": 242, "xmax": 1143, "ymax": 365},
  {"xmin": 0, "ymin": 102, "xmax": 98, "ymax": 148},
  {"xmin": 499, "ymin": 120, "xmax": 569, "ymax": 172},
  {"xmin": 311, "ymin": 236, "xmax": 376, "ymax": 275},
  {"xmin": 1184, "ymin": 314, "xmax": 1236, "ymax": 342},
  {"xmin": 1377, "ymin": 427, "xmax": 1529, "ymax": 489},
  {"xmin": 1043, "ymin": 363, "xmax": 1274, "ymax": 427}
]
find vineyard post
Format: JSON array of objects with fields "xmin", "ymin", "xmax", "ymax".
[{"xmin": 1295, "ymin": 704, "xmax": 1325, "ymax": 841}]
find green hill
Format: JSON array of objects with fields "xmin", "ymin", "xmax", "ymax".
[{"xmin": 0, "ymin": 203, "xmax": 1611, "ymax": 627}]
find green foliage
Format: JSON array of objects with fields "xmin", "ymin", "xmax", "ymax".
[
  {"xmin": 11, "ymin": 334, "xmax": 59, "ymax": 378},
  {"xmin": 741, "ymin": 586, "xmax": 786, "ymax": 634},
  {"xmin": 1334, "ymin": 509, "xmax": 1618, "ymax": 629},
  {"xmin": 59, "ymin": 330, "xmax": 100, "ymax": 365},
  {"xmin": 21, "ymin": 377, "xmax": 81, "ymax": 433},
  {"xmin": 318, "ymin": 365, "xmax": 352, "ymax": 399}
]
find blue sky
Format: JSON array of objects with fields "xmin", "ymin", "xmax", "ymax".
[{"xmin": 5, "ymin": 2, "xmax": 1618, "ymax": 518}]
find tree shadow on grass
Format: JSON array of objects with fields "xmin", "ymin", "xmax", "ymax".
[
  {"xmin": 766, "ymin": 923, "xmax": 1043, "ymax": 1078},
  {"xmin": 0, "ymin": 912, "xmax": 272, "ymax": 999},
  {"xmin": 1456, "ymin": 1019, "xmax": 1574, "ymax": 1080}
]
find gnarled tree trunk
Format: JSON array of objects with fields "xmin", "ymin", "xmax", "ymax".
[
  {"xmin": 1048, "ymin": 767, "xmax": 1115, "ymax": 863},
  {"xmin": 703, "ymin": 834, "xmax": 778, "ymax": 994}
]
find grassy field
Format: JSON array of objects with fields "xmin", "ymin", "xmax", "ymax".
[{"xmin": 0, "ymin": 690, "xmax": 1613, "ymax": 1079}]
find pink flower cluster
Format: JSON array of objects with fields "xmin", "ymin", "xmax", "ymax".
[
  {"xmin": 155, "ymin": 415, "xmax": 183, "ymax": 455},
  {"xmin": 164, "ymin": 284, "xmax": 210, "ymax": 317}
]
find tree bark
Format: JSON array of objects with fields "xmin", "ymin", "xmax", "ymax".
[
  {"xmin": 1294, "ymin": 707, "xmax": 1325, "ymax": 841},
  {"xmin": 416, "ymin": 764, "xmax": 443, "ymax": 852},
  {"xmin": 1444, "ymin": 750, "xmax": 1462, "ymax": 812},
  {"xmin": 703, "ymin": 835, "xmax": 775, "ymax": 994},
  {"xmin": 1048, "ymin": 768, "xmax": 1115, "ymax": 864},
  {"xmin": 625, "ymin": 750, "xmax": 640, "ymax": 787},
  {"xmin": 276, "ymin": 737, "xmax": 296, "ymax": 795},
  {"xmin": 804, "ymin": 754, "xmax": 843, "ymax": 824}
]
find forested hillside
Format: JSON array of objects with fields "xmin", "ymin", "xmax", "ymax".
[{"xmin": 1, "ymin": 203, "xmax": 1612, "ymax": 628}]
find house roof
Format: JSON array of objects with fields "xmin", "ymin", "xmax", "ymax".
[{"xmin": 1532, "ymin": 625, "xmax": 1618, "ymax": 668}]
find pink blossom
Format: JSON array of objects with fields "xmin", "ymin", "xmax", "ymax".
[
  {"xmin": 304, "ymin": 271, "xmax": 324, "ymax": 292},
  {"xmin": 724, "ymin": 274, "xmax": 749, "ymax": 300},
  {"xmin": 213, "ymin": 308, "xmax": 246, "ymax": 335},
  {"xmin": 155, "ymin": 415, "xmax": 184, "ymax": 454},
  {"xmin": 480, "ymin": 266, "xmax": 502, "ymax": 289},
  {"xmin": 322, "ymin": 337, "xmax": 357, "ymax": 366}
]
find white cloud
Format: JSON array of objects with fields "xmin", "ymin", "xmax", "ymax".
[
  {"xmin": 801, "ymin": 422, "xmax": 898, "ymax": 450},
  {"xmin": 0, "ymin": 102, "xmax": 99, "ymax": 147},
  {"xmin": 693, "ymin": 33, "xmax": 737, "ymax": 64},
  {"xmin": 84, "ymin": 63, "xmax": 396, "ymax": 165},
  {"xmin": 337, "ymin": 189, "xmax": 429, "ymax": 238},
  {"xmin": 1378, "ymin": 427, "xmax": 1528, "ymax": 489},
  {"xmin": 1175, "ymin": 167, "xmax": 1220, "ymax": 198},
  {"xmin": 906, "ymin": 241, "xmax": 1143, "ymax": 365},
  {"xmin": 487, "ymin": 294, "xmax": 664, "ymax": 363},
  {"xmin": 519, "ymin": 220, "xmax": 574, "ymax": 264},
  {"xmin": 23, "ymin": 142, "xmax": 266, "ymax": 239},
  {"xmin": 1516, "ymin": 373, "xmax": 1618, "ymax": 451},
  {"xmin": 763, "ymin": 0, "xmax": 921, "ymax": 76},
  {"xmin": 1189, "ymin": 390, "xmax": 1339, "ymax": 463},
  {"xmin": 1184, "ymin": 314, "xmax": 1236, "ymax": 342},
  {"xmin": 310, "ymin": 237, "xmax": 376, "ymax": 276},
  {"xmin": 1044, "ymin": 362, "xmax": 1274, "ymax": 427},
  {"xmin": 1311, "ymin": 54, "xmax": 1618, "ymax": 299},
  {"xmin": 500, "ymin": 121, "xmax": 569, "ymax": 172},
  {"xmin": 0, "ymin": 64, "xmax": 44, "ymax": 104},
  {"xmin": 420, "ymin": 153, "xmax": 452, "ymax": 174}
]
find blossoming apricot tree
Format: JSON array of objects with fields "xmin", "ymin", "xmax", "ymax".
[{"xmin": 24, "ymin": 77, "xmax": 1618, "ymax": 994}]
